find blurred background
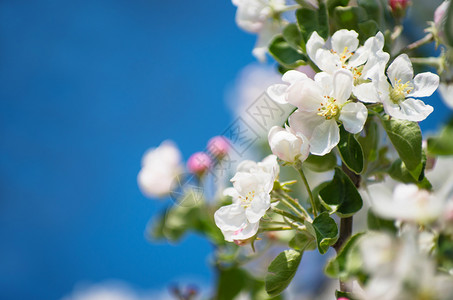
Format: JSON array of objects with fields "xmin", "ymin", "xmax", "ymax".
[{"xmin": 0, "ymin": 0, "xmax": 450, "ymax": 299}]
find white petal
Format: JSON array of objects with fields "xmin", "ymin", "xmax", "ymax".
[
  {"xmin": 332, "ymin": 70, "xmax": 353, "ymax": 103},
  {"xmin": 314, "ymin": 71, "xmax": 333, "ymax": 93},
  {"xmin": 267, "ymin": 84, "xmax": 289, "ymax": 104},
  {"xmin": 231, "ymin": 172, "xmax": 263, "ymax": 196},
  {"xmin": 286, "ymin": 78, "xmax": 323, "ymax": 111},
  {"xmin": 282, "ymin": 70, "xmax": 309, "ymax": 84},
  {"xmin": 289, "ymin": 110, "xmax": 324, "ymax": 140},
  {"xmin": 387, "ymin": 54, "xmax": 414, "ymax": 87},
  {"xmin": 438, "ymin": 83, "xmax": 453, "ymax": 109},
  {"xmin": 410, "ymin": 72, "xmax": 440, "ymax": 98},
  {"xmin": 214, "ymin": 204, "xmax": 247, "ymax": 233},
  {"xmin": 223, "ymin": 187, "xmax": 241, "ymax": 200},
  {"xmin": 331, "ymin": 29, "xmax": 359, "ymax": 53},
  {"xmin": 306, "ymin": 31, "xmax": 325, "ymax": 63},
  {"xmin": 353, "ymin": 82, "xmax": 380, "ymax": 103},
  {"xmin": 315, "ymin": 49, "xmax": 340, "ymax": 73},
  {"xmin": 246, "ymin": 192, "xmax": 270, "ymax": 223},
  {"xmin": 309, "ymin": 119, "xmax": 340, "ymax": 155},
  {"xmin": 252, "ymin": 19, "xmax": 281, "ymax": 62},
  {"xmin": 340, "ymin": 102, "xmax": 368, "ymax": 134},
  {"xmin": 236, "ymin": 160, "xmax": 257, "ymax": 173},
  {"xmin": 229, "ymin": 221, "xmax": 260, "ymax": 242},
  {"xmin": 398, "ymin": 98, "xmax": 434, "ymax": 122}
]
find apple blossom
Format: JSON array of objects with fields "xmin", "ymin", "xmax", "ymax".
[
  {"xmin": 137, "ymin": 140, "xmax": 183, "ymax": 198},
  {"xmin": 231, "ymin": 0, "xmax": 287, "ymax": 61},
  {"xmin": 438, "ymin": 82, "xmax": 453, "ymax": 109},
  {"xmin": 268, "ymin": 125, "xmax": 310, "ymax": 164},
  {"xmin": 367, "ymin": 181, "xmax": 444, "ymax": 224},
  {"xmin": 187, "ymin": 152, "xmax": 212, "ymax": 176},
  {"xmin": 374, "ymin": 54, "xmax": 439, "ymax": 122},
  {"xmin": 207, "ymin": 136, "xmax": 230, "ymax": 158},
  {"xmin": 286, "ymin": 70, "xmax": 367, "ymax": 155},
  {"xmin": 214, "ymin": 155, "xmax": 279, "ymax": 242}
]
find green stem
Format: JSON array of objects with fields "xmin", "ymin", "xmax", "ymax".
[
  {"xmin": 280, "ymin": 198, "xmax": 306, "ymax": 220},
  {"xmin": 271, "ymin": 207, "xmax": 305, "ymax": 223},
  {"xmin": 396, "ymin": 33, "xmax": 434, "ymax": 57},
  {"xmin": 279, "ymin": 190, "xmax": 311, "ymax": 219},
  {"xmin": 296, "ymin": 166, "xmax": 318, "ymax": 217},
  {"xmin": 410, "ymin": 57, "xmax": 442, "ymax": 69},
  {"xmin": 260, "ymin": 226, "xmax": 293, "ymax": 232}
]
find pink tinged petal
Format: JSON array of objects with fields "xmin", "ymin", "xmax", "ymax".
[
  {"xmin": 331, "ymin": 29, "xmax": 359, "ymax": 53},
  {"xmin": 286, "ymin": 78, "xmax": 324, "ymax": 111},
  {"xmin": 387, "ymin": 54, "xmax": 414, "ymax": 87},
  {"xmin": 267, "ymin": 83, "xmax": 289, "ymax": 104},
  {"xmin": 309, "ymin": 119, "xmax": 340, "ymax": 156},
  {"xmin": 398, "ymin": 98, "xmax": 434, "ymax": 122},
  {"xmin": 289, "ymin": 110, "xmax": 325, "ymax": 140},
  {"xmin": 352, "ymin": 82, "xmax": 380, "ymax": 103},
  {"xmin": 409, "ymin": 72, "xmax": 440, "ymax": 98},
  {"xmin": 246, "ymin": 192, "xmax": 270, "ymax": 223},
  {"xmin": 332, "ymin": 70, "xmax": 353, "ymax": 103},
  {"xmin": 230, "ymin": 221, "xmax": 260, "ymax": 241},
  {"xmin": 282, "ymin": 70, "xmax": 309, "ymax": 84},
  {"xmin": 306, "ymin": 31, "xmax": 325, "ymax": 63},
  {"xmin": 339, "ymin": 102, "xmax": 368, "ymax": 134}
]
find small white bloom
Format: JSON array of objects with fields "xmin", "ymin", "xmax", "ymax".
[
  {"xmin": 232, "ymin": 0, "xmax": 287, "ymax": 61},
  {"xmin": 268, "ymin": 125, "xmax": 310, "ymax": 163},
  {"xmin": 367, "ymin": 181, "xmax": 444, "ymax": 224},
  {"xmin": 286, "ymin": 70, "xmax": 367, "ymax": 155},
  {"xmin": 267, "ymin": 70, "xmax": 309, "ymax": 104},
  {"xmin": 376, "ymin": 54, "xmax": 439, "ymax": 121},
  {"xmin": 137, "ymin": 140, "xmax": 183, "ymax": 198},
  {"xmin": 214, "ymin": 155, "xmax": 279, "ymax": 242}
]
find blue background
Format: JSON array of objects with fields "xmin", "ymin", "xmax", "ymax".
[{"xmin": 0, "ymin": 0, "xmax": 450, "ymax": 299}]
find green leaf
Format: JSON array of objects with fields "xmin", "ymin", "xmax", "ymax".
[
  {"xmin": 367, "ymin": 210, "xmax": 397, "ymax": 234},
  {"xmin": 334, "ymin": 6, "xmax": 366, "ymax": 31},
  {"xmin": 427, "ymin": 118, "xmax": 453, "ymax": 155},
  {"xmin": 269, "ymin": 35, "xmax": 307, "ymax": 68},
  {"xmin": 388, "ymin": 158, "xmax": 432, "ymax": 190},
  {"xmin": 304, "ymin": 152, "xmax": 338, "ymax": 172},
  {"xmin": 289, "ymin": 231, "xmax": 317, "ymax": 251},
  {"xmin": 296, "ymin": 3, "xmax": 329, "ymax": 42},
  {"xmin": 217, "ymin": 267, "xmax": 249, "ymax": 300},
  {"xmin": 327, "ymin": 0, "xmax": 350, "ymax": 15},
  {"xmin": 265, "ymin": 249, "xmax": 303, "ymax": 297},
  {"xmin": 358, "ymin": 20, "xmax": 379, "ymax": 41},
  {"xmin": 357, "ymin": 0, "xmax": 381, "ymax": 23},
  {"xmin": 319, "ymin": 167, "xmax": 363, "ymax": 217},
  {"xmin": 380, "ymin": 116, "xmax": 422, "ymax": 172},
  {"xmin": 325, "ymin": 233, "xmax": 364, "ymax": 278},
  {"xmin": 444, "ymin": 0, "xmax": 453, "ymax": 47},
  {"xmin": 305, "ymin": 212, "xmax": 338, "ymax": 254},
  {"xmin": 282, "ymin": 23, "xmax": 304, "ymax": 51},
  {"xmin": 338, "ymin": 125, "xmax": 364, "ymax": 174}
]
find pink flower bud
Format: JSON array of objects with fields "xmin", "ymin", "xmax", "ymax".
[
  {"xmin": 337, "ymin": 298, "xmax": 349, "ymax": 300},
  {"xmin": 207, "ymin": 136, "xmax": 230, "ymax": 158},
  {"xmin": 187, "ymin": 152, "xmax": 212, "ymax": 176},
  {"xmin": 389, "ymin": 0, "xmax": 410, "ymax": 19},
  {"xmin": 389, "ymin": 0, "xmax": 409, "ymax": 11}
]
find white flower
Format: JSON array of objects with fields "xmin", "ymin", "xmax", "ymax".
[
  {"xmin": 287, "ymin": 70, "xmax": 368, "ymax": 155},
  {"xmin": 376, "ymin": 54, "xmax": 439, "ymax": 121},
  {"xmin": 306, "ymin": 30, "xmax": 390, "ymax": 104},
  {"xmin": 268, "ymin": 125, "xmax": 310, "ymax": 163},
  {"xmin": 214, "ymin": 155, "xmax": 279, "ymax": 242},
  {"xmin": 137, "ymin": 140, "xmax": 183, "ymax": 198},
  {"xmin": 367, "ymin": 181, "xmax": 444, "ymax": 224},
  {"xmin": 232, "ymin": 0, "xmax": 287, "ymax": 61},
  {"xmin": 267, "ymin": 70, "xmax": 309, "ymax": 104}
]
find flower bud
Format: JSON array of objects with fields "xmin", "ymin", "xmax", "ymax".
[
  {"xmin": 187, "ymin": 152, "xmax": 212, "ymax": 176},
  {"xmin": 207, "ymin": 136, "xmax": 230, "ymax": 158},
  {"xmin": 337, "ymin": 298, "xmax": 349, "ymax": 300},
  {"xmin": 389, "ymin": 0, "xmax": 410, "ymax": 19},
  {"xmin": 268, "ymin": 125, "xmax": 309, "ymax": 164},
  {"xmin": 434, "ymin": 1, "xmax": 450, "ymax": 43}
]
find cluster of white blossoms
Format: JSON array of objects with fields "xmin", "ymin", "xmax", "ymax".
[
  {"xmin": 214, "ymin": 155, "xmax": 279, "ymax": 242},
  {"xmin": 267, "ymin": 29, "xmax": 440, "ymax": 157}
]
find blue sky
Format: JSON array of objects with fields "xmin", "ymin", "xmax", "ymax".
[{"xmin": 0, "ymin": 1, "xmax": 450, "ymax": 299}]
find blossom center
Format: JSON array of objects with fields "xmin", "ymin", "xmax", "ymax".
[
  {"xmin": 332, "ymin": 46, "xmax": 354, "ymax": 68},
  {"xmin": 240, "ymin": 190, "xmax": 256, "ymax": 208},
  {"xmin": 318, "ymin": 96, "xmax": 340, "ymax": 120},
  {"xmin": 390, "ymin": 79, "xmax": 413, "ymax": 103}
]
